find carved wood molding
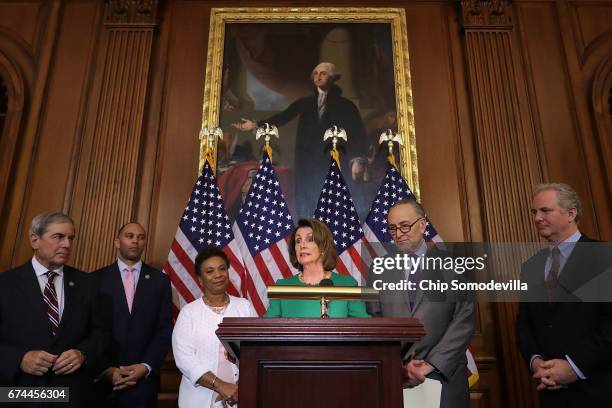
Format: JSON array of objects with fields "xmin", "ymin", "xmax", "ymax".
[
  {"xmin": 462, "ymin": 15, "xmax": 542, "ymax": 408},
  {"xmin": 72, "ymin": 27, "xmax": 155, "ymax": 271},
  {"xmin": 105, "ymin": 0, "xmax": 158, "ymax": 26},
  {"xmin": 460, "ymin": 0, "xmax": 513, "ymax": 30}
]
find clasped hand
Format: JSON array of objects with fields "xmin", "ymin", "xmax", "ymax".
[
  {"xmin": 215, "ymin": 380, "xmax": 238, "ymax": 406},
  {"xmin": 106, "ymin": 364, "xmax": 148, "ymax": 390},
  {"xmin": 531, "ymin": 358, "xmax": 578, "ymax": 391},
  {"xmin": 20, "ymin": 349, "xmax": 85, "ymax": 376},
  {"xmin": 402, "ymin": 359, "xmax": 434, "ymax": 388}
]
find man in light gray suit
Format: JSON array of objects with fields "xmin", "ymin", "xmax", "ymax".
[{"xmin": 366, "ymin": 199, "xmax": 475, "ymax": 408}]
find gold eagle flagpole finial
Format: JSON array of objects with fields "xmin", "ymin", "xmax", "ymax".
[
  {"xmin": 199, "ymin": 126, "xmax": 223, "ymax": 171},
  {"xmin": 378, "ymin": 129, "xmax": 403, "ymax": 168},
  {"xmin": 255, "ymin": 123, "xmax": 279, "ymax": 161},
  {"xmin": 323, "ymin": 125, "xmax": 347, "ymax": 168}
]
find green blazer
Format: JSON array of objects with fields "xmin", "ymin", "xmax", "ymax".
[{"xmin": 264, "ymin": 272, "xmax": 370, "ymax": 318}]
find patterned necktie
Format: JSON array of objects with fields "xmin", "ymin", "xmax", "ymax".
[
  {"xmin": 123, "ymin": 267, "xmax": 135, "ymax": 312},
  {"xmin": 318, "ymin": 92, "xmax": 326, "ymax": 119},
  {"xmin": 43, "ymin": 271, "xmax": 59, "ymax": 335},
  {"xmin": 546, "ymin": 247, "xmax": 561, "ymax": 289},
  {"xmin": 407, "ymin": 254, "xmax": 420, "ymax": 310},
  {"xmin": 546, "ymin": 246, "xmax": 560, "ymax": 301}
]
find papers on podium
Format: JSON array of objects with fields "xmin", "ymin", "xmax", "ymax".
[{"xmin": 403, "ymin": 378, "xmax": 442, "ymax": 408}]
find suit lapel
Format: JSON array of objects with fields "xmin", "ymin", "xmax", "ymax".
[
  {"xmin": 411, "ymin": 247, "xmax": 438, "ymax": 314},
  {"xmin": 557, "ymin": 236, "xmax": 594, "ymax": 295},
  {"xmin": 17, "ymin": 263, "xmax": 53, "ymax": 338},
  {"xmin": 54, "ymin": 267, "xmax": 77, "ymax": 340},
  {"xmin": 110, "ymin": 262, "xmax": 131, "ymax": 316},
  {"xmin": 131, "ymin": 264, "xmax": 151, "ymax": 317},
  {"xmin": 390, "ymin": 264, "xmax": 412, "ymax": 314}
]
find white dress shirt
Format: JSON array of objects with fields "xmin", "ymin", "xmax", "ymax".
[
  {"xmin": 117, "ymin": 259, "xmax": 142, "ymax": 290},
  {"xmin": 32, "ymin": 256, "xmax": 65, "ymax": 319}
]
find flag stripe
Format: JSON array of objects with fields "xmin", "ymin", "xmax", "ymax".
[
  {"xmin": 164, "ymin": 261, "xmax": 196, "ymax": 305},
  {"xmin": 268, "ymin": 244, "xmax": 293, "ymax": 279},
  {"xmin": 170, "ymin": 240, "xmax": 202, "ymax": 291}
]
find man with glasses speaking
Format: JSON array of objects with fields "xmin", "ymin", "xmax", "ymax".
[{"xmin": 367, "ymin": 199, "xmax": 475, "ymax": 408}]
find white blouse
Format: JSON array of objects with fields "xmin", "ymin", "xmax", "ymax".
[{"xmin": 172, "ymin": 295, "xmax": 257, "ymax": 408}]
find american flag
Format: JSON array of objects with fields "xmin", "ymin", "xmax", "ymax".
[
  {"xmin": 162, "ymin": 159, "xmax": 245, "ymax": 309},
  {"xmin": 363, "ymin": 161, "xmax": 478, "ymax": 387},
  {"xmin": 363, "ymin": 163, "xmax": 441, "ymax": 250},
  {"xmin": 232, "ymin": 151, "xmax": 296, "ymax": 316},
  {"xmin": 314, "ymin": 157, "xmax": 368, "ymax": 284}
]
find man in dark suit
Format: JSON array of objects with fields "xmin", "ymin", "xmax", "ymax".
[
  {"xmin": 0, "ymin": 212, "xmax": 106, "ymax": 407},
  {"xmin": 94, "ymin": 222, "xmax": 172, "ymax": 408},
  {"xmin": 516, "ymin": 183, "xmax": 612, "ymax": 407},
  {"xmin": 367, "ymin": 199, "xmax": 475, "ymax": 408},
  {"xmin": 517, "ymin": 183, "xmax": 612, "ymax": 408},
  {"xmin": 233, "ymin": 62, "xmax": 368, "ymax": 217}
]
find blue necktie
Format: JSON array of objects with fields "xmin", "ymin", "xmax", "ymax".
[{"xmin": 407, "ymin": 254, "xmax": 420, "ymax": 310}]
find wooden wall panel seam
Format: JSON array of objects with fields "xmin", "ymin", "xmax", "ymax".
[
  {"xmin": 64, "ymin": 3, "xmax": 105, "ymax": 215},
  {"xmin": 440, "ymin": 2, "xmax": 475, "ymax": 243},
  {"xmin": 553, "ymin": 0, "xmax": 603, "ymax": 236},
  {"xmin": 140, "ymin": 3, "xmax": 172, "ymax": 262},
  {"xmin": 514, "ymin": 4, "xmax": 550, "ymax": 184},
  {"xmin": 2, "ymin": 0, "xmax": 62, "ymax": 267}
]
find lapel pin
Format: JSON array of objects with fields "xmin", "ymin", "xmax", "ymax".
[
  {"xmin": 68, "ymin": 281, "xmax": 75, "ymax": 287},
  {"xmin": 145, "ymin": 274, "xmax": 150, "ymax": 280}
]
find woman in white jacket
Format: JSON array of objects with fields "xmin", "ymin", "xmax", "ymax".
[{"xmin": 172, "ymin": 247, "xmax": 256, "ymax": 408}]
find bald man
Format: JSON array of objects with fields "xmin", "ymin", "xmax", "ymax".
[
  {"xmin": 233, "ymin": 62, "xmax": 367, "ymax": 217},
  {"xmin": 93, "ymin": 223, "xmax": 172, "ymax": 408}
]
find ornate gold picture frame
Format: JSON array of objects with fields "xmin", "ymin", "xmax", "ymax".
[{"xmin": 201, "ymin": 7, "xmax": 419, "ymax": 221}]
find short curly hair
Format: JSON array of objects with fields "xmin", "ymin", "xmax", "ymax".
[
  {"xmin": 194, "ymin": 247, "xmax": 229, "ymax": 276},
  {"xmin": 289, "ymin": 219, "xmax": 338, "ymax": 271}
]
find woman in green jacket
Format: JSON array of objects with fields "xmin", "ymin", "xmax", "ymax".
[{"xmin": 264, "ymin": 218, "xmax": 369, "ymax": 318}]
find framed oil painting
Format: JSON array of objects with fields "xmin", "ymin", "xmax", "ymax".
[{"xmin": 201, "ymin": 8, "xmax": 419, "ymax": 222}]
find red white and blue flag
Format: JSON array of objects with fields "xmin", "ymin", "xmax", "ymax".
[
  {"xmin": 363, "ymin": 163, "xmax": 441, "ymax": 250},
  {"xmin": 314, "ymin": 157, "xmax": 368, "ymax": 284},
  {"xmin": 232, "ymin": 151, "xmax": 296, "ymax": 316},
  {"xmin": 162, "ymin": 159, "xmax": 245, "ymax": 310}
]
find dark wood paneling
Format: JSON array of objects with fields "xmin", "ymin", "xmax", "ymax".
[
  {"xmin": 10, "ymin": 1, "xmax": 101, "ymax": 266},
  {"xmin": 1, "ymin": 2, "xmax": 611, "ymax": 408},
  {"xmin": 148, "ymin": 1, "xmax": 212, "ymax": 267}
]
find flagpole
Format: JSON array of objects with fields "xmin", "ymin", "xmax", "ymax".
[
  {"xmin": 199, "ymin": 125, "xmax": 223, "ymax": 174},
  {"xmin": 323, "ymin": 125, "xmax": 347, "ymax": 168},
  {"xmin": 379, "ymin": 128, "xmax": 403, "ymax": 169},
  {"xmin": 255, "ymin": 122, "xmax": 279, "ymax": 161}
]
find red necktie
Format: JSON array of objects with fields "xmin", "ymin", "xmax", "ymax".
[{"xmin": 43, "ymin": 271, "xmax": 60, "ymax": 335}]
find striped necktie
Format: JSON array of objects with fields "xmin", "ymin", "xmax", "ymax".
[{"xmin": 43, "ymin": 271, "xmax": 60, "ymax": 335}]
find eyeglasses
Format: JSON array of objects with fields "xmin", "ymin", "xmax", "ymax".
[{"xmin": 387, "ymin": 218, "xmax": 423, "ymax": 235}]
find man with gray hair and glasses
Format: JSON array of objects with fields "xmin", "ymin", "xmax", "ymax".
[
  {"xmin": 0, "ymin": 212, "xmax": 106, "ymax": 407},
  {"xmin": 367, "ymin": 198, "xmax": 475, "ymax": 408},
  {"xmin": 516, "ymin": 183, "xmax": 612, "ymax": 407}
]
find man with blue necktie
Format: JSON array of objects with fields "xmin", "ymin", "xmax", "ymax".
[
  {"xmin": 367, "ymin": 199, "xmax": 475, "ymax": 408},
  {"xmin": 93, "ymin": 222, "xmax": 172, "ymax": 408},
  {"xmin": 516, "ymin": 183, "xmax": 612, "ymax": 407}
]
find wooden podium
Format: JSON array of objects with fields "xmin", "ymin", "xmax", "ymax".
[{"xmin": 217, "ymin": 318, "xmax": 425, "ymax": 408}]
